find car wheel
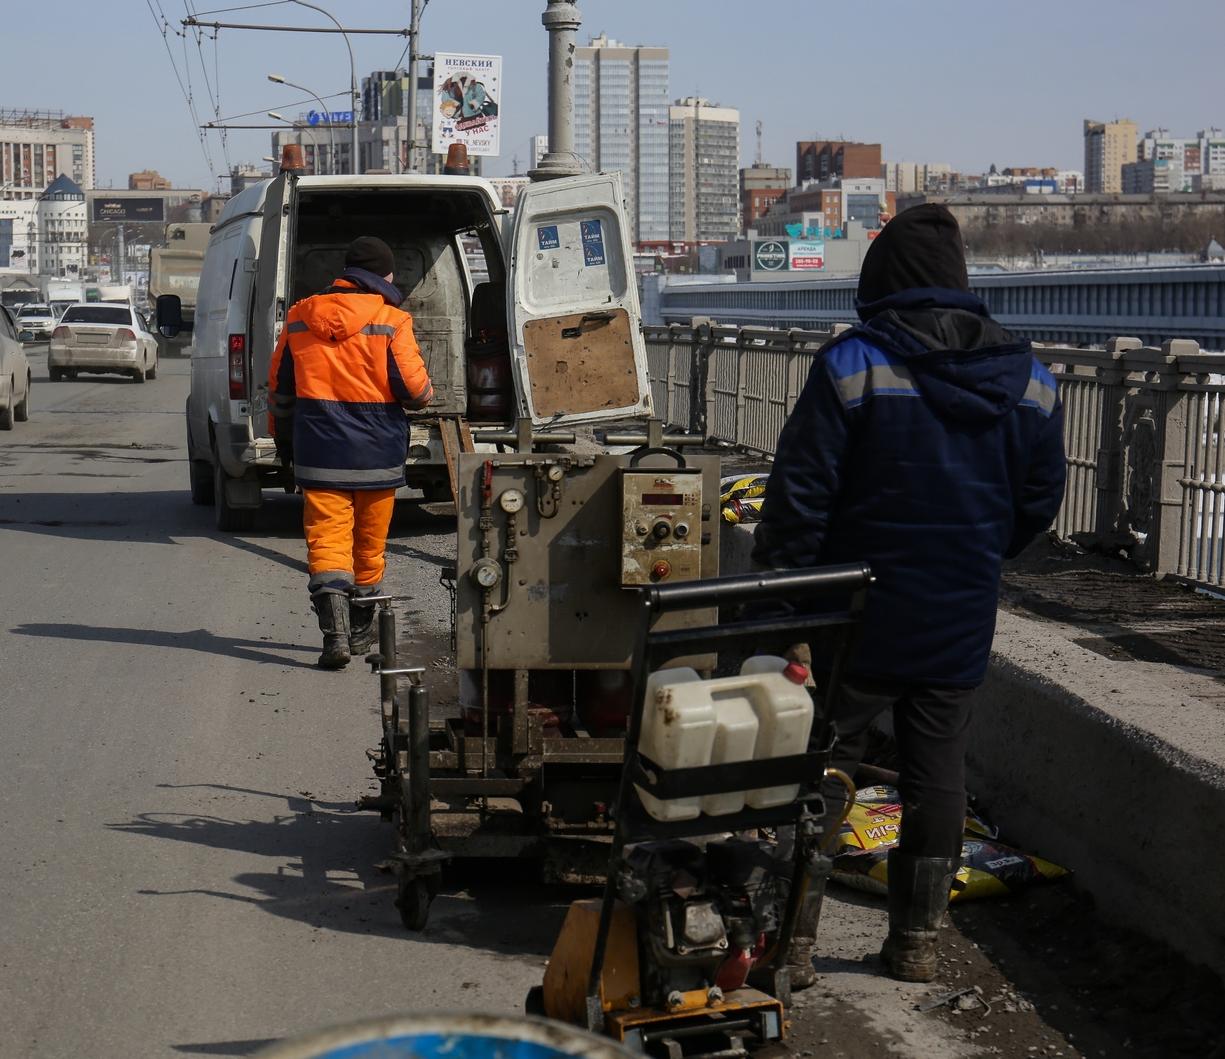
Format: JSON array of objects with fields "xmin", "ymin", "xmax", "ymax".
[
  {"xmin": 213, "ymin": 458, "xmax": 256, "ymax": 532},
  {"xmin": 14, "ymin": 373, "xmax": 30, "ymax": 422},
  {"xmin": 49, "ymin": 366, "xmax": 63, "ymax": 382},
  {"xmin": 133, "ymin": 362, "xmax": 146, "ymax": 384},
  {"xmin": 0, "ymin": 380, "xmax": 13, "ymax": 431},
  {"xmin": 147, "ymin": 356, "xmax": 158, "ymax": 381}
]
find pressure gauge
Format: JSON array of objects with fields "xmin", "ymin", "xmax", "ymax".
[
  {"xmin": 471, "ymin": 558, "xmax": 503, "ymax": 589},
  {"xmin": 547, "ymin": 464, "xmax": 566, "ymax": 482},
  {"xmin": 499, "ymin": 488, "xmax": 525, "ymax": 514}
]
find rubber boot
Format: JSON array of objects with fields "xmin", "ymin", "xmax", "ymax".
[
  {"xmin": 786, "ymin": 852, "xmax": 832, "ymax": 991},
  {"xmin": 349, "ymin": 596, "xmax": 377, "ymax": 656},
  {"xmin": 313, "ymin": 592, "xmax": 351, "ymax": 670},
  {"xmin": 880, "ymin": 850, "xmax": 959, "ymax": 982}
]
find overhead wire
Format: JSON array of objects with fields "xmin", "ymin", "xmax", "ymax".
[
  {"xmin": 184, "ymin": 0, "xmax": 233, "ymax": 172},
  {"xmin": 145, "ymin": 0, "xmax": 217, "ymax": 182}
]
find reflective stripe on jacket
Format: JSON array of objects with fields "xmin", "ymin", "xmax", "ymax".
[{"xmin": 268, "ymin": 275, "xmax": 433, "ymax": 491}]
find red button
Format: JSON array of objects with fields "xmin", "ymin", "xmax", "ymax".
[
  {"xmin": 783, "ymin": 662, "xmax": 810, "ymax": 684},
  {"xmin": 652, "ymin": 560, "xmax": 671, "ymax": 580}
]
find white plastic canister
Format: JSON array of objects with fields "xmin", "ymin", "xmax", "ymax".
[
  {"xmin": 739, "ymin": 657, "xmax": 814, "ymax": 808},
  {"xmin": 637, "ymin": 667, "xmax": 714, "ymax": 821}
]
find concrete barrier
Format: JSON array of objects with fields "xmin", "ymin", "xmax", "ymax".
[{"xmin": 721, "ymin": 522, "xmax": 1225, "ymax": 978}]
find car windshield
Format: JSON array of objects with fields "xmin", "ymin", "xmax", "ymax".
[
  {"xmin": 60, "ymin": 306, "xmax": 132, "ymax": 325},
  {"xmin": 18, "ymin": 306, "xmax": 51, "ymax": 317}
]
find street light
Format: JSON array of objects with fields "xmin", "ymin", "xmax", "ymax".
[
  {"xmin": 280, "ymin": 0, "xmax": 359, "ymax": 174},
  {"xmin": 268, "ymin": 108, "xmax": 328, "ymax": 175},
  {"xmin": 268, "ymin": 77, "xmax": 339, "ymax": 175}
]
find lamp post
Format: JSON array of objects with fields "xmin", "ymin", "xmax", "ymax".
[
  {"xmin": 283, "ymin": 0, "xmax": 360, "ymax": 174},
  {"xmin": 268, "ymin": 109, "xmax": 329, "ymax": 175},
  {"xmin": 268, "ymin": 76, "xmax": 338, "ymax": 174}
]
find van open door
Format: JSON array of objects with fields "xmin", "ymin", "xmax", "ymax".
[
  {"xmin": 248, "ymin": 172, "xmax": 295, "ymax": 431},
  {"xmin": 507, "ymin": 172, "xmax": 653, "ymax": 426}
]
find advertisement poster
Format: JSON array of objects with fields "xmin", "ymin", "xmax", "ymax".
[
  {"xmin": 752, "ymin": 240, "xmax": 789, "ymax": 272},
  {"xmin": 790, "ymin": 240, "xmax": 826, "ymax": 270},
  {"xmin": 432, "ymin": 52, "xmax": 502, "ymax": 157}
]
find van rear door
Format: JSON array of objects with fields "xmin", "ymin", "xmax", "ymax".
[
  {"xmin": 507, "ymin": 172, "xmax": 652, "ymax": 426},
  {"xmin": 248, "ymin": 172, "xmax": 295, "ymax": 431}
]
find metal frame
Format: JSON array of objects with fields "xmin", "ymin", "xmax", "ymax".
[{"xmin": 582, "ymin": 564, "xmax": 872, "ymax": 1039}]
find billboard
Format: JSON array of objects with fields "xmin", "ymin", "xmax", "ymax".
[
  {"xmin": 432, "ymin": 52, "xmax": 502, "ymax": 157},
  {"xmin": 751, "ymin": 239, "xmax": 825, "ymax": 272},
  {"xmin": 92, "ymin": 197, "xmax": 165, "ymax": 223}
]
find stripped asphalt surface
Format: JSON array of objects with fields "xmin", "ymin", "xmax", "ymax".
[{"xmin": 1, "ymin": 350, "xmax": 1202, "ymax": 1058}]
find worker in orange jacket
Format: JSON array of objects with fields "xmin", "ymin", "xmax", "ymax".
[{"xmin": 268, "ymin": 236, "xmax": 433, "ymax": 668}]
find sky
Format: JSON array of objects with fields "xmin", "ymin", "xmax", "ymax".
[{"xmin": 6, "ymin": 0, "xmax": 1224, "ymax": 193}]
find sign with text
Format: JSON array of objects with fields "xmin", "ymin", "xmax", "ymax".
[
  {"xmin": 790, "ymin": 240, "xmax": 826, "ymax": 271},
  {"xmin": 432, "ymin": 52, "xmax": 502, "ymax": 157},
  {"xmin": 92, "ymin": 197, "xmax": 165, "ymax": 223},
  {"xmin": 752, "ymin": 240, "xmax": 789, "ymax": 272}
]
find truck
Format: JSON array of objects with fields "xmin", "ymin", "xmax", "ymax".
[
  {"xmin": 147, "ymin": 223, "xmax": 209, "ymax": 357},
  {"xmin": 45, "ymin": 279, "xmax": 85, "ymax": 319},
  {"xmin": 157, "ymin": 160, "xmax": 653, "ymax": 531}
]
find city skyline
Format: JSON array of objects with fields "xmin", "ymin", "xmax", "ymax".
[{"xmin": 1, "ymin": 0, "xmax": 1220, "ymax": 191}]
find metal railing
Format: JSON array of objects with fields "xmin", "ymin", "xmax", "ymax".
[{"xmin": 643, "ymin": 323, "xmax": 1225, "ymax": 589}]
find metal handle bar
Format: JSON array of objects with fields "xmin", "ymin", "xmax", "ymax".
[
  {"xmin": 645, "ymin": 563, "xmax": 873, "ymax": 614},
  {"xmin": 468, "ymin": 430, "xmax": 578, "ymax": 445},
  {"xmin": 600, "ymin": 432, "xmax": 705, "ymax": 447}
]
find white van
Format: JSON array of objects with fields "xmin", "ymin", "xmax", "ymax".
[{"xmin": 158, "ymin": 168, "xmax": 652, "ymax": 531}]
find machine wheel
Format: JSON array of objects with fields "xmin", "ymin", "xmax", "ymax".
[
  {"xmin": 0, "ymin": 380, "xmax": 12, "ymax": 430},
  {"xmin": 524, "ymin": 986, "xmax": 546, "ymax": 1017},
  {"xmin": 213, "ymin": 458, "xmax": 255, "ymax": 532},
  {"xmin": 49, "ymin": 366, "xmax": 63, "ymax": 382},
  {"xmin": 14, "ymin": 374, "xmax": 30, "ymax": 421},
  {"xmin": 396, "ymin": 874, "xmax": 432, "ymax": 931}
]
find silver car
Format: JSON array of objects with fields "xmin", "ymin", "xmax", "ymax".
[
  {"xmin": 0, "ymin": 306, "xmax": 32, "ymax": 429},
  {"xmin": 49, "ymin": 303, "xmax": 159, "ymax": 383}
]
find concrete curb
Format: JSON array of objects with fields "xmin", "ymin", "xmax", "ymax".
[{"xmin": 720, "ymin": 522, "xmax": 1225, "ymax": 978}]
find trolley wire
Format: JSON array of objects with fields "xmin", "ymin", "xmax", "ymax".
[{"xmin": 144, "ymin": 0, "xmax": 217, "ymax": 182}]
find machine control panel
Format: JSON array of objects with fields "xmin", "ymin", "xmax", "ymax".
[{"xmin": 621, "ymin": 466, "xmax": 704, "ymax": 586}]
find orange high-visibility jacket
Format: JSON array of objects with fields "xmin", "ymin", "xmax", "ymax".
[{"xmin": 268, "ymin": 274, "xmax": 433, "ymax": 490}]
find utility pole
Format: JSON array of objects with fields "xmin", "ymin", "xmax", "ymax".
[
  {"xmin": 529, "ymin": 0, "xmax": 584, "ymax": 182},
  {"xmin": 404, "ymin": 0, "xmax": 423, "ymax": 173}
]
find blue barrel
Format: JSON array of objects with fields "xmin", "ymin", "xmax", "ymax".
[{"xmin": 256, "ymin": 1014, "xmax": 636, "ymax": 1059}]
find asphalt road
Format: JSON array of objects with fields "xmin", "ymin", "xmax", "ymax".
[{"xmin": 1, "ymin": 350, "xmax": 1166, "ymax": 1059}]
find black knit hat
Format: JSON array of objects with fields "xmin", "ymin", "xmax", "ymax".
[
  {"xmin": 857, "ymin": 204, "xmax": 969, "ymax": 310},
  {"xmin": 344, "ymin": 236, "xmax": 395, "ymax": 277}
]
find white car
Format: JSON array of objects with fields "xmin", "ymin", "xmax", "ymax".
[
  {"xmin": 49, "ymin": 303, "xmax": 159, "ymax": 383},
  {"xmin": 0, "ymin": 306, "xmax": 32, "ymax": 429},
  {"xmin": 15, "ymin": 303, "xmax": 57, "ymax": 341}
]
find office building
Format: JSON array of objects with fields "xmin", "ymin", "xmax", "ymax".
[
  {"xmin": 796, "ymin": 140, "xmax": 881, "ymax": 184},
  {"xmin": 668, "ymin": 97, "xmax": 739, "ymax": 243},
  {"xmin": 573, "ymin": 34, "xmax": 671, "ymax": 242},
  {"xmin": 35, "ymin": 174, "xmax": 87, "ymax": 276},
  {"xmin": 740, "ymin": 164, "xmax": 791, "ymax": 230},
  {"xmin": 1083, "ymin": 119, "xmax": 1137, "ymax": 193},
  {"xmin": 883, "ymin": 161, "xmax": 954, "ymax": 194},
  {"xmin": 0, "ymin": 109, "xmax": 95, "ymax": 197}
]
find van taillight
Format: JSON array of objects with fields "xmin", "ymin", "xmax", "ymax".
[{"xmin": 228, "ymin": 333, "xmax": 247, "ymax": 399}]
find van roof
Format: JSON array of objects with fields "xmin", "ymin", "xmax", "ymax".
[{"xmin": 214, "ymin": 173, "xmax": 508, "ymax": 230}]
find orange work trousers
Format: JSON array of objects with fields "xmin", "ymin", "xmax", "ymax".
[{"xmin": 302, "ymin": 488, "xmax": 396, "ymax": 590}]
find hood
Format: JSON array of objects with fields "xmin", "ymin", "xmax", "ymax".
[
  {"xmin": 855, "ymin": 288, "xmax": 1034, "ymax": 426},
  {"xmin": 296, "ymin": 271, "xmax": 403, "ymax": 343},
  {"xmin": 857, "ymin": 203, "xmax": 969, "ymax": 313}
]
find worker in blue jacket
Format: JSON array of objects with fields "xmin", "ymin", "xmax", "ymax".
[{"xmin": 754, "ymin": 204, "xmax": 1066, "ymax": 984}]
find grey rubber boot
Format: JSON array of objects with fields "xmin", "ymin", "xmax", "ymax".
[
  {"xmin": 786, "ymin": 852, "xmax": 833, "ymax": 991},
  {"xmin": 312, "ymin": 592, "xmax": 351, "ymax": 670},
  {"xmin": 880, "ymin": 850, "xmax": 959, "ymax": 982},
  {"xmin": 348, "ymin": 596, "xmax": 378, "ymax": 656}
]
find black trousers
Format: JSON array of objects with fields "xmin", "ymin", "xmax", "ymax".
[{"xmin": 820, "ymin": 676, "xmax": 975, "ymax": 859}]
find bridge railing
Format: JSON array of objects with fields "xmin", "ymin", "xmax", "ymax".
[{"xmin": 643, "ymin": 323, "xmax": 1225, "ymax": 588}]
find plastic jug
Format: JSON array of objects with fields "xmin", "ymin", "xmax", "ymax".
[
  {"xmin": 738, "ymin": 656, "xmax": 814, "ymax": 809},
  {"xmin": 637, "ymin": 667, "xmax": 713, "ymax": 821},
  {"xmin": 700, "ymin": 689, "xmax": 759, "ymax": 817}
]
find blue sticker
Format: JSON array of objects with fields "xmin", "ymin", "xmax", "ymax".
[
  {"xmin": 580, "ymin": 218, "xmax": 606, "ymax": 266},
  {"xmin": 536, "ymin": 225, "xmax": 559, "ymax": 250}
]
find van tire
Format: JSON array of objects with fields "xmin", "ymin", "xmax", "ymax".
[
  {"xmin": 214, "ymin": 459, "xmax": 256, "ymax": 532},
  {"xmin": 14, "ymin": 374, "xmax": 30, "ymax": 421},
  {"xmin": 189, "ymin": 458, "xmax": 215, "ymax": 506}
]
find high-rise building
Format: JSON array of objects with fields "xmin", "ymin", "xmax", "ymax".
[
  {"xmin": 34, "ymin": 174, "xmax": 87, "ymax": 277},
  {"xmin": 796, "ymin": 140, "xmax": 881, "ymax": 184},
  {"xmin": 0, "ymin": 109, "xmax": 95, "ymax": 198},
  {"xmin": 668, "ymin": 98, "xmax": 739, "ymax": 243},
  {"xmin": 883, "ymin": 162, "xmax": 955, "ymax": 194},
  {"xmin": 573, "ymin": 34, "xmax": 670, "ymax": 242},
  {"xmin": 1083, "ymin": 119, "xmax": 1137, "ymax": 193},
  {"xmin": 740, "ymin": 164, "xmax": 791, "ymax": 230}
]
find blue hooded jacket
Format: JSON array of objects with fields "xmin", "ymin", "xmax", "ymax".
[{"xmin": 752, "ymin": 287, "xmax": 1066, "ymax": 688}]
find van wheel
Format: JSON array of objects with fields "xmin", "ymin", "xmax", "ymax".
[
  {"xmin": 14, "ymin": 374, "xmax": 30, "ymax": 422},
  {"xmin": 189, "ymin": 458, "xmax": 215, "ymax": 505},
  {"xmin": 213, "ymin": 460, "xmax": 256, "ymax": 532}
]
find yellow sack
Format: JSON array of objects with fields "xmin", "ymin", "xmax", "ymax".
[{"xmin": 831, "ymin": 785, "xmax": 1068, "ymax": 901}]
